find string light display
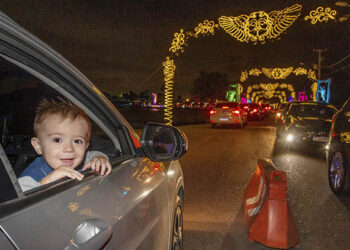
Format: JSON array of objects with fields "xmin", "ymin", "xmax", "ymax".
[
  {"xmin": 163, "ymin": 57, "xmax": 176, "ymax": 125},
  {"xmin": 305, "ymin": 7, "xmax": 337, "ymax": 24},
  {"xmin": 162, "ymin": 4, "xmax": 340, "ymax": 124},
  {"xmin": 218, "ymin": 4, "xmax": 302, "ymax": 44}
]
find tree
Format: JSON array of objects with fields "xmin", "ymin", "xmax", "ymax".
[{"xmin": 191, "ymin": 71, "xmax": 229, "ymax": 101}]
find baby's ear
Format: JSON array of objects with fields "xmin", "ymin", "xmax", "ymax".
[
  {"xmin": 31, "ymin": 137, "xmax": 42, "ymax": 155},
  {"xmin": 85, "ymin": 142, "xmax": 89, "ymax": 150}
]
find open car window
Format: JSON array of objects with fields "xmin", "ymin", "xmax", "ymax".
[{"xmin": 0, "ymin": 55, "xmax": 123, "ymax": 199}]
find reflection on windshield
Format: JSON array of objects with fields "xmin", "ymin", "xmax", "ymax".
[{"xmin": 289, "ymin": 104, "xmax": 336, "ymax": 119}]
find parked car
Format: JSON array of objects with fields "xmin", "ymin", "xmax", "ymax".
[
  {"xmin": 327, "ymin": 97, "xmax": 350, "ymax": 195},
  {"xmin": 246, "ymin": 103, "xmax": 264, "ymax": 120},
  {"xmin": 210, "ymin": 102, "xmax": 248, "ymax": 128},
  {"xmin": 276, "ymin": 101, "xmax": 338, "ymax": 148},
  {"xmin": 0, "ymin": 12, "xmax": 187, "ymax": 249}
]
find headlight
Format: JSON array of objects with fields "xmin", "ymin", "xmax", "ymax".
[{"xmin": 286, "ymin": 134, "xmax": 294, "ymax": 142}]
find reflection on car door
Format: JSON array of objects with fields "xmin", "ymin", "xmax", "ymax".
[{"xmin": 0, "ymin": 154, "xmax": 170, "ymax": 249}]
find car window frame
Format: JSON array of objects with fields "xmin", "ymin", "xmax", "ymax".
[{"xmin": 0, "ymin": 50, "xmax": 138, "ymax": 201}]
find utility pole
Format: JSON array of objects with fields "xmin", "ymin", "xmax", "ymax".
[{"xmin": 313, "ymin": 49, "xmax": 327, "ymax": 80}]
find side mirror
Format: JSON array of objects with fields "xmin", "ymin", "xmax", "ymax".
[{"xmin": 140, "ymin": 122, "xmax": 188, "ymax": 162}]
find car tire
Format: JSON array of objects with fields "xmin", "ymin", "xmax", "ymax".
[
  {"xmin": 171, "ymin": 195, "xmax": 184, "ymax": 250},
  {"xmin": 328, "ymin": 150, "xmax": 350, "ymax": 195},
  {"xmin": 211, "ymin": 123, "xmax": 217, "ymax": 128}
]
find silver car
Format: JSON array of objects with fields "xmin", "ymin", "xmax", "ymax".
[{"xmin": 0, "ymin": 12, "xmax": 187, "ymax": 249}]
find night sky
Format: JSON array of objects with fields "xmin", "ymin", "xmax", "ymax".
[{"xmin": 0, "ymin": 0, "xmax": 349, "ymax": 98}]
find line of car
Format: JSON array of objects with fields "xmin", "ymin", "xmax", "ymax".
[
  {"xmin": 209, "ymin": 102, "xmax": 272, "ymax": 128},
  {"xmin": 275, "ymin": 98, "xmax": 350, "ymax": 197}
]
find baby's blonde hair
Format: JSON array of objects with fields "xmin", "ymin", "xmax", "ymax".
[{"xmin": 33, "ymin": 98, "xmax": 91, "ymax": 141}]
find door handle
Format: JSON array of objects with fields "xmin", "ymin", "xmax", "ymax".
[{"xmin": 65, "ymin": 218, "xmax": 112, "ymax": 250}]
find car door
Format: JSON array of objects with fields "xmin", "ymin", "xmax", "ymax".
[
  {"xmin": 0, "ymin": 12, "xmax": 171, "ymax": 249},
  {"xmin": 0, "ymin": 148, "xmax": 170, "ymax": 249}
]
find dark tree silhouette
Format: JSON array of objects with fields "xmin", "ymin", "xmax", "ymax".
[{"xmin": 191, "ymin": 71, "xmax": 229, "ymax": 101}]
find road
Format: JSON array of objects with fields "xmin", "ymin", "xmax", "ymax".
[{"xmin": 178, "ymin": 114, "xmax": 350, "ymax": 249}]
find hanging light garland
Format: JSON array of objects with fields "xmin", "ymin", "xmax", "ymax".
[
  {"xmin": 304, "ymin": 7, "xmax": 337, "ymax": 24},
  {"xmin": 162, "ymin": 3, "xmax": 340, "ymax": 125},
  {"xmin": 163, "ymin": 57, "xmax": 176, "ymax": 125}
]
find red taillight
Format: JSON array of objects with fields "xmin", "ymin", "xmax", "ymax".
[
  {"xmin": 232, "ymin": 110, "xmax": 240, "ymax": 115},
  {"xmin": 210, "ymin": 110, "xmax": 217, "ymax": 115},
  {"xmin": 222, "ymin": 106, "xmax": 229, "ymax": 109},
  {"xmin": 253, "ymin": 109, "xmax": 258, "ymax": 113},
  {"xmin": 243, "ymin": 106, "xmax": 249, "ymax": 110}
]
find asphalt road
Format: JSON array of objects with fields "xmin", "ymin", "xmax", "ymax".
[{"xmin": 178, "ymin": 114, "xmax": 350, "ymax": 250}]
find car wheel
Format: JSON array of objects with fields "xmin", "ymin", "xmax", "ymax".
[
  {"xmin": 211, "ymin": 123, "xmax": 217, "ymax": 128},
  {"xmin": 329, "ymin": 151, "xmax": 349, "ymax": 195},
  {"xmin": 172, "ymin": 195, "xmax": 184, "ymax": 250}
]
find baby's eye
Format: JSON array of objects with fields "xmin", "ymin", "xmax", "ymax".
[
  {"xmin": 52, "ymin": 137, "xmax": 62, "ymax": 143},
  {"xmin": 74, "ymin": 139, "xmax": 84, "ymax": 144}
]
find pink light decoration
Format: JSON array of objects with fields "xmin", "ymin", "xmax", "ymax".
[
  {"xmin": 298, "ymin": 91, "xmax": 308, "ymax": 101},
  {"xmin": 152, "ymin": 93, "xmax": 157, "ymax": 105}
]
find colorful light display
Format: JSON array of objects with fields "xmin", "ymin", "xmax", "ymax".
[
  {"xmin": 298, "ymin": 91, "xmax": 308, "ymax": 101},
  {"xmin": 226, "ymin": 84, "xmax": 242, "ymax": 102},
  {"xmin": 162, "ymin": 4, "xmax": 340, "ymax": 124},
  {"xmin": 316, "ymin": 79, "xmax": 331, "ymax": 103}
]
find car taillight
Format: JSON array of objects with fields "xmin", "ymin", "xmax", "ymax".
[
  {"xmin": 210, "ymin": 110, "xmax": 217, "ymax": 115},
  {"xmin": 253, "ymin": 109, "xmax": 258, "ymax": 113},
  {"xmin": 232, "ymin": 110, "xmax": 240, "ymax": 115}
]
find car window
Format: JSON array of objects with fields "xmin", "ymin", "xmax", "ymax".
[
  {"xmin": 248, "ymin": 103, "xmax": 258, "ymax": 108},
  {"xmin": 0, "ymin": 56, "xmax": 123, "ymax": 199},
  {"xmin": 215, "ymin": 103, "xmax": 238, "ymax": 108},
  {"xmin": 288, "ymin": 103, "xmax": 337, "ymax": 119}
]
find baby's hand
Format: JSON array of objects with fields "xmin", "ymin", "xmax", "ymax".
[
  {"xmin": 40, "ymin": 166, "xmax": 84, "ymax": 185},
  {"xmin": 82, "ymin": 156, "xmax": 112, "ymax": 176}
]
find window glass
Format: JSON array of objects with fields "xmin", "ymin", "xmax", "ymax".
[
  {"xmin": 289, "ymin": 103, "xmax": 337, "ymax": 119},
  {"xmin": 0, "ymin": 56, "xmax": 121, "ymax": 197},
  {"xmin": 248, "ymin": 103, "xmax": 259, "ymax": 108},
  {"xmin": 215, "ymin": 103, "xmax": 238, "ymax": 108}
]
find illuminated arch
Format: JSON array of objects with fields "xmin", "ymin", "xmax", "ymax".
[
  {"xmin": 240, "ymin": 67, "xmax": 317, "ymax": 103},
  {"xmin": 162, "ymin": 4, "xmax": 338, "ymax": 125}
]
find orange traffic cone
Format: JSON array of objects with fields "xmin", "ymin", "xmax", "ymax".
[{"xmin": 248, "ymin": 170, "xmax": 299, "ymax": 249}]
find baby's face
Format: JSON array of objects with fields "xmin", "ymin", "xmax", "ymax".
[{"xmin": 32, "ymin": 115, "xmax": 89, "ymax": 170}]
